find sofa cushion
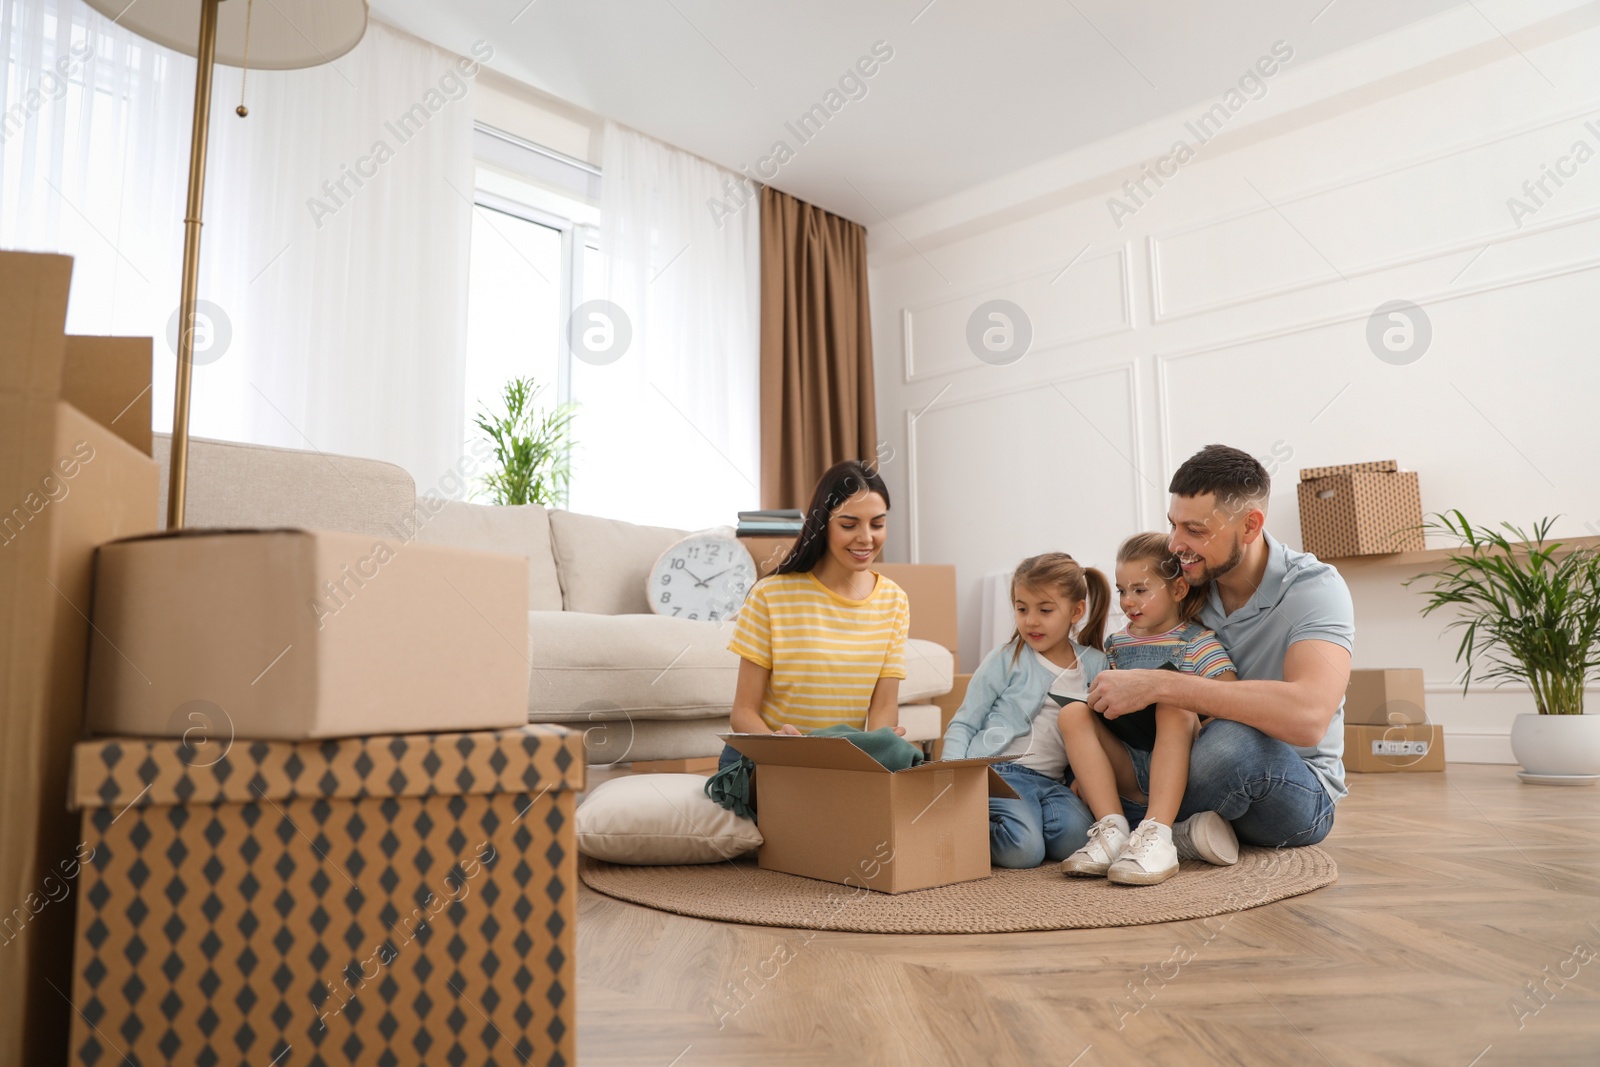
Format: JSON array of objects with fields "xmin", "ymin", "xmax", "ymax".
[
  {"xmin": 575, "ymin": 774, "xmax": 762, "ymax": 864},
  {"xmin": 412, "ymin": 499, "xmax": 563, "ymax": 611},
  {"xmin": 547, "ymin": 509, "xmax": 687, "ymax": 614},
  {"xmin": 526, "ymin": 613, "xmax": 955, "ymax": 723},
  {"xmin": 898, "ymin": 704, "xmax": 942, "ymax": 743},
  {"xmin": 527, "ymin": 611, "xmax": 738, "ymax": 721},
  {"xmin": 154, "ymin": 433, "xmax": 416, "ymax": 538},
  {"xmin": 900, "ymin": 638, "xmax": 955, "ymax": 704}
]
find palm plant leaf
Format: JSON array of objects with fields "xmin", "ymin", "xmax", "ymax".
[
  {"xmin": 471, "ymin": 376, "xmax": 578, "ymax": 508},
  {"xmin": 1407, "ymin": 512, "xmax": 1600, "ymax": 715}
]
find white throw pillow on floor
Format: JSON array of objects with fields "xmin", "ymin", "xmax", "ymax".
[{"xmin": 577, "ymin": 773, "xmax": 762, "ymax": 865}]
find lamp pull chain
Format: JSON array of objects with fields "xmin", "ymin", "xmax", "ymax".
[{"xmin": 236, "ymin": 0, "xmax": 255, "ymax": 116}]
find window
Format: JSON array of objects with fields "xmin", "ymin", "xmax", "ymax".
[{"xmin": 463, "ymin": 124, "xmax": 598, "ymax": 505}]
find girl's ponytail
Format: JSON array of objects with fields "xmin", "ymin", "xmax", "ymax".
[{"xmin": 1078, "ymin": 566, "xmax": 1110, "ymax": 652}]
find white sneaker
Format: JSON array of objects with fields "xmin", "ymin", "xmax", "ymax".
[
  {"xmin": 1172, "ymin": 811, "xmax": 1239, "ymax": 866},
  {"xmin": 1061, "ymin": 814, "xmax": 1130, "ymax": 877},
  {"xmin": 1108, "ymin": 820, "xmax": 1179, "ymax": 886}
]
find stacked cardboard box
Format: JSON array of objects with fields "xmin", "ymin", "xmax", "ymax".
[
  {"xmin": 1297, "ymin": 460, "xmax": 1424, "ymax": 558},
  {"xmin": 1343, "ymin": 668, "xmax": 1445, "ymax": 772},
  {"xmin": 1, "ymin": 251, "xmax": 162, "ymax": 1066},
  {"xmin": 66, "ymin": 725, "xmax": 583, "ymax": 1066}
]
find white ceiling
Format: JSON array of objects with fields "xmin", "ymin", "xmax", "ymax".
[{"xmin": 372, "ymin": 0, "xmax": 1468, "ymax": 225}]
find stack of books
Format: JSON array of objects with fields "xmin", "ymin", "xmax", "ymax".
[{"xmin": 736, "ymin": 509, "xmax": 804, "ymax": 538}]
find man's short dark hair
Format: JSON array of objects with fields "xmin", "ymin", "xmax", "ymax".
[{"xmin": 1169, "ymin": 444, "xmax": 1269, "ymax": 509}]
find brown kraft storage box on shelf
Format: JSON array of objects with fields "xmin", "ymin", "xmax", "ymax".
[
  {"xmin": 1296, "ymin": 460, "xmax": 1424, "ymax": 559},
  {"xmin": 65, "ymin": 725, "xmax": 583, "ymax": 1067},
  {"xmin": 1, "ymin": 250, "xmax": 161, "ymax": 1067}
]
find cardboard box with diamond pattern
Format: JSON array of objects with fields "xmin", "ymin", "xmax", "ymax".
[
  {"xmin": 1296, "ymin": 459, "xmax": 1424, "ymax": 559},
  {"xmin": 66, "ymin": 725, "xmax": 582, "ymax": 1066}
]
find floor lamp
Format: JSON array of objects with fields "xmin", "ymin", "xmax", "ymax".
[{"xmin": 81, "ymin": 0, "xmax": 368, "ymax": 528}]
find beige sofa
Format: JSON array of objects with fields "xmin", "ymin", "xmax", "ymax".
[{"xmin": 151, "ymin": 434, "xmax": 956, "ymax": 762}]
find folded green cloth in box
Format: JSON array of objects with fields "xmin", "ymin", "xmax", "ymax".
[{"xmin": 705, "ymin": 725, "xmax": 925, "ymax": 818}]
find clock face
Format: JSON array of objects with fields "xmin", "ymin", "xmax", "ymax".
[{"xmin": 648, "ymin": 534, "xmax": 757, "ymax": 622}]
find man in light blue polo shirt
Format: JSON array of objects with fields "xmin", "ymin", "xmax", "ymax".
[{"xmin": 1087, "ymin": 444, "xmax": 1353, "ymax": 851}]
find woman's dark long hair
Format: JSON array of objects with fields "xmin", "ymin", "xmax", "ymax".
[{"xmin": 773, "ymin": 460, "xmax": 891, "ymax": 576}]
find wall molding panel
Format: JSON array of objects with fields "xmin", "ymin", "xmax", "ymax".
[
  {"xmin": 901, "ymin": 245, "xmax": 1133, "ymax": 384},
  {"xmin": 1148, "ymin": 104, "xmax": 1600, "ymax": 322}
]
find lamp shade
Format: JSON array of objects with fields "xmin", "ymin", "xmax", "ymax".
[{"xmin": 81, "ymin": 0, "xmax": 368, "ymax": 70}]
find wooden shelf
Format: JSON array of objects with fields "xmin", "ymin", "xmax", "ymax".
[{"xmin": 1326, "ymin": 533, "xmax": 1600, "ymax": 570}]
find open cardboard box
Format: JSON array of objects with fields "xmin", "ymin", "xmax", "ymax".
[
  {"xmin": 1, "ymin": 251, "xmax": 162, "ymax": 1065},
  {"xmin": 722, "ymin": 733, "xmax": 1017, "ymax": 894}
]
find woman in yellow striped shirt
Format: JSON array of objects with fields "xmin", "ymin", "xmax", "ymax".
[{"xmin": 721, "ymin": 460, "xmax": 910, "ymax": 769}]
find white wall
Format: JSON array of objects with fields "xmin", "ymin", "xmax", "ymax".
[{"xmin": 867, "ymin": 3, "xmax": 1600, "ymax": 763}]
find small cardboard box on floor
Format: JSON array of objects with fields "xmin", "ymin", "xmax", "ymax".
[
  {"xmin": 1343, "ymin": 667, "xmax": 1444, "ymax": 772},
  {"xmin": 0, "ymin": 250, "xmax": 161, "ymax": 1067},
  {"xmin": 66, "ymin": 725, "xmax": 583, "ymax": 1067},
  {"xmin": 722, "ymin": 734, "xmax": 1017, "ymax": 893},
  {"xmin": 1344, "ymin": 723, "xmax": 1446, "ymax": 772},
  {"xmin": 1297, "ymin": 459, "xmax": 1424, "ymax": 558},
  {"xmin": 85, "ymin": 528, "xmax": 531, "ymax": 739},
  {"xmin": 1345, "ymin": 668, "xmax": 1428, "ymax": 725}
]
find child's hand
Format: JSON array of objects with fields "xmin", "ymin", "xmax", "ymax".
[{"xmin": 774, "ymin": 723, "xmax": 803, "ymax": 736}]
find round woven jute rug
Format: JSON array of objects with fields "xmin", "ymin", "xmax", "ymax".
[{"xmin": 578, "ymin": 846, "xmax": 1337, "ymax": 934}]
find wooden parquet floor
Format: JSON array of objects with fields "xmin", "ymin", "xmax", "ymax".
[{"xmin": 576, "ymin": 764, "xmax": 1600, "ymax": 1066}]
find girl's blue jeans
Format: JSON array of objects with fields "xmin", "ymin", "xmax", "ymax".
[{"xmin": 988, "ymin": 762, "xmax": 1093, "ymax": 869}]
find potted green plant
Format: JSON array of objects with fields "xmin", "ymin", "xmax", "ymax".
[
  {"xmin": 472, "ymin": 376, "xmax": 578, "ymax": 507},
  {"xmin": 1409, "ymin": 511, "xmax": 1600, "ymax": 783}
]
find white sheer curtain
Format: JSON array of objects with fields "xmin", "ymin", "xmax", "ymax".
[
  {"xmin": 1, "ymin": 0, "xmax": 473, "ymax": 490},
  {"xmin": 572, "ymin": 121, "xmax": 759, "ymax": 531}
]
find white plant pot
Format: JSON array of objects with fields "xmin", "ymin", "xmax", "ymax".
[{"xmin": 1509, "ymin": 713, "xmax": 1600, "ymax": 778}]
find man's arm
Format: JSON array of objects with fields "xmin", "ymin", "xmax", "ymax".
[{"xmin": 1087, "ymin": 640, "xmax": 1351, "ymax": 748}]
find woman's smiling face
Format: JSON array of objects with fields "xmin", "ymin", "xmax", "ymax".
[{"xmin": 826, "ymin": 490, "xmax": 887, "ymax": 573}]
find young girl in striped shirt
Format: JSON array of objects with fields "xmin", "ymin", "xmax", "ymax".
[
  {"xmin": 1059, "ymin": 533, "xmax": 1238, "ymax": 886},
  {"xmin": 720, "ymin": 460, "xmax": 911, "ymax": 770}
]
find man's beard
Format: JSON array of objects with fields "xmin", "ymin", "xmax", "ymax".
[{"xmin": 1189, "ymin": 534, "xmax": 1244, "ymax": 587}]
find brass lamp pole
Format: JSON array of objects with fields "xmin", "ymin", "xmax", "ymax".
[
  {"xmin": 167, "ymin": 0, "xmax": 221, "ymax": 529},
  {"xmin": 81, "ymin": 0, "xmax": 369, "ymax": 528}
]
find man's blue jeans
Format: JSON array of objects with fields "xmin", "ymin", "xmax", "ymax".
[
  {"xmin": 989, "ymin": 762, "xmax": 1094, "ymax": 868},
  {"xmin": 1119, "ymin": 719, "xmax": 1336, "ymax": 847}
]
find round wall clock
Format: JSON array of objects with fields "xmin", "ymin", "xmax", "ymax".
[{"xmin": 647, "ymin": 530, "xmax": 757, "ymax": 622}]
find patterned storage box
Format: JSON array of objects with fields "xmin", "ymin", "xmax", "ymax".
[
  {"xmin": 65, "ymin": 726, "xmax": 583, "ymax": 1067},
  {"xmin": 1296, "ymin": 460, "xmax": 1424, "ymax": 559}
]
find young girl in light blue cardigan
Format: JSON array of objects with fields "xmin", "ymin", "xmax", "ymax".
[{"xmin": 942, "ymin": 552, "xmax": 1110, "ymax": 868}]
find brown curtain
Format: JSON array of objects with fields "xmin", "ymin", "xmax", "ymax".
[{"xmin": 759, "ymin": 186, "xmax": 878, "ymax": 509}]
